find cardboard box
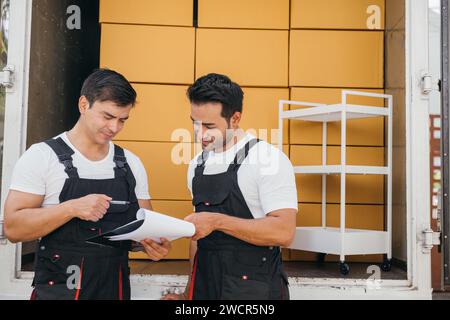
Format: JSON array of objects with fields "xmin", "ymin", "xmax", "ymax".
[
  {"xmin": 291, "ymin": 0, "xmax": 385, "ymax": 30},
  {"xmin": 115, "ymin": 84, "xmax": 193, "ymax": 142},
  {"xmin": 100, "ymin": 0, "xmax": 193, "ymax": 26},
  {"xmin": 100, "ymin": 24, "xmax": 195, "ymax": 84},
  {"xmin": 289, "ymin": 30, "xmax": 384, "ymax": 88},
  {"xmin": 290, "ymin": 145, "xmax": 385, "ymax": 204},
  {"xmin": 240, "ymin": 88, "xmax": 290, "ymax": 144},
  {"xmin": 116, "ymin": 142, "xmax": 196, "ymax": 200},
  {"xmin": 196, "ymin": 29, "xmax": 288, "ymax": 87},
  {"xmin": 198, "ymin": 0, "xmax": 289, "ymax": 29},
  {"xmin": 289, "ymin": 88, "xmax": 385, "ymax": 146}
]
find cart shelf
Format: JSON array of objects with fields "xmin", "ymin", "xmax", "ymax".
[
  {"xmin": 294, "ymin": 165, "xmax": 389, "ymax": 175},
  {"xmin": 279, "ymin": 90, "xmax": 393, "ymax": 275},
  {"xmin": 290, "ymin": 227, "xmax": 390, "ymax": 256},
  {"xmin": 280, "ymin": 103, "xmax": 388, "ymax": 122}
]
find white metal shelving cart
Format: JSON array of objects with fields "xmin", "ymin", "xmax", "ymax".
[{"xmin": 279, "ymin": 90, "xmax": 393, "ymax": 275}]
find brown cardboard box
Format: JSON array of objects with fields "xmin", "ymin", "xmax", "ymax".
[
  {"xmin": 198, "ymin": 0, "xmax": 289, "ymax": 29},
  {"xmin": 289, "ymin": 30, "xmax": 384, "ymax": 88},
  {"xmin": 240, "ymin": 88, "xmax": 290, "ymax": 144},
  {"xmin": 100, "ymin": 24, "xmax": 195, "ymax": 84},
  {"xmin": 100, "ymin": 0, "xmax": 193, "ymax": 26},
  {"xmin": 115, "ymin": 84, "xmax": 193, "ymax": 143},
  {"xmin": 196, "ymin": 29, "xmax": 289, "ymax": 87},
  {"xmin": 115, "ymin": 142, "xmax": 196, "ymax": 200},
  {"xmin": 291, "ymin": 0, "xmax": 385, "ymax": 30}
]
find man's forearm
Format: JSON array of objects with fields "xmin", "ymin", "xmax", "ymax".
[
  {"xmin": 5, "ymin": 202, "xmax": 74, "ymax": 243},
  {"xmin": 213, "ymin": 213, "xmax": 295, "ymax": 247}
]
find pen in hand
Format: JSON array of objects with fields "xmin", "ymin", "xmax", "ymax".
[{"xmin": 109, "ymin": 200, "xmax": 131, "ymax": 205}]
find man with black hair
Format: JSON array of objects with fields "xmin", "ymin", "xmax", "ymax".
[
  {"xmin": 163, "ymin": 73, "xmax": 297, "ymax": 300},
  {"xmin": 4, "ymin": 68, "xmax": 171, "ymax": 300}
]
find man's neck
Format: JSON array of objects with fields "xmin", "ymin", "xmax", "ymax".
[
  {"xmin": 214, "ymin": 129, "xmax": 247, "ymax": 154},
  {"xmin": 67, "ymin": 123, "xmax": 110, "ymax": 161}
]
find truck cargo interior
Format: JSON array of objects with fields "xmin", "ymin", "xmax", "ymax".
[
  {"xmin": 1, "ymin": 0, "xmax": 448, "ymax": 299},
  {"xmin": 17, "ymin": 0, "xmax": 410, "ymax": 282}
]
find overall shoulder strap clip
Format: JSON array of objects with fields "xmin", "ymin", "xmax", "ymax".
[
  {"xmin": 113, "ymin": 144, "xmax": 138, "ymax": 202},
  {"xmin": 113, "ymin": 145, "xmax": 128, "ymax": 172},
  {"xmin": 44, "ymin": 137, "xmax": 79, "ymax": 178},
  {"xmin": 197, "ymin": 150, "xmax": 210, "ymax": 168}
]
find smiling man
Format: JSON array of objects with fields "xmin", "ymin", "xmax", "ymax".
[
  {"xmin": 163, "ymin": 73, "xmax": 298, "ymax": 300},
  {"xmin": 4, "ymin": 69, "xmax": 171, "ymax": 300}
]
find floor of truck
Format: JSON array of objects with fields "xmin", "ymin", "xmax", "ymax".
[
  {"xmin": 129, "ymin": 260, "xmax": 407, "ymax": 280},
  {"xmin": 21, "ymin": 257, "xmax": 407, "ymax": 280}
]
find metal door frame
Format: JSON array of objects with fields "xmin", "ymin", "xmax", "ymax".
[
  {"xmin": 441, "ymin": 0, "xmax": 450, "ymax": 287},
  {"xmin": 0, "ymin": 0, "xmax": 33, "ymax": 299},
  {"xmin": 0, "ymin": 0, "xmax": 439, "ymax": 300}
]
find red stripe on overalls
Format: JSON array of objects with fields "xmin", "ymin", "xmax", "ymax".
[
  {"xmin": 188, "ymin": 254, "xmax": 199, "ymax": 300},
  {"xmin": 119, "ymin": 265, "xmax": 123, "ymax": 300},
  {"xmin": 74, "ymin": 257, "xmax": 85, "ymax": 300},
  {"xmin": 30, "ymin": 289, "xmax": 37, "ymax": 300}
]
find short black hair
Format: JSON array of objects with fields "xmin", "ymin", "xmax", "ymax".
[
  {"xmin": 187, "ymin": 73, "xmax": 244, "ymax": 120},
  {"xmin": 81, "ymin": 68, "xmax": 137, "ymax": 107}
]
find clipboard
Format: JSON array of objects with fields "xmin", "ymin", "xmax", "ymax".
[{"xmin": 85, "ymin": 209, "xmax": 195, "ymax": 248}]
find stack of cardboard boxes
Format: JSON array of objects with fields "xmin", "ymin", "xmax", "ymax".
[{"xmin": 100, "ymin": 0, "xmax": 386, "ymax": 262}]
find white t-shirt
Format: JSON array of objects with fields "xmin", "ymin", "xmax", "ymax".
[
  {"xmin": 187, "ymin": 134, "xmax": 298, "ymax": 219},
  {"xmin": 9, "ymin": 132, "xmax": 151, "ymax": 207}
]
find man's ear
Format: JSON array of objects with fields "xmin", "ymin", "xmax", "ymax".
[
  {"xmin": 78, "ymin": 96, "xmax": 90, "ymax": 114},
  {"xmin": 230, "ymin": 112, "xmax": 242, "ymax": 128}
]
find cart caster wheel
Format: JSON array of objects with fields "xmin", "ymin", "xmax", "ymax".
[
  {"xmin": 381, "ymin": 259, "xmax": 392, "ymax": 272},
  {"xmin": 316, "ymin": 253, "xmax": 326, "ymax": 265},
  {"xmin": 339, "ymin": 262, "xmax": 350, "ymax": 276}
]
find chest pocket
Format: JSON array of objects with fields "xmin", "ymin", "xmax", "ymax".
[{"xmin": 192, "ymin": 189, "xmax": 230, "ymax": 213}]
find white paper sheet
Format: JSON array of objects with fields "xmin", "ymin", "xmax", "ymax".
[{"xmin": 107, "ymin": 208, "xmax": 195, "ymax": 243}]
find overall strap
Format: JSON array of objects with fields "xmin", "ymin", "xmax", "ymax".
[
  {"xmin": 195, "ymin": 150, "xmax": 211, "ymax": 176},
  {"xmin": 228, "ymin": 139, "xmax": 260, "ymax": 172},
  {"xmin": 113, "ymin": 144, "xmax": 138, "ymax": 202},
  {"xmin": 45, "ymin": 137, "xmax": 79, "ymax": 178},
  {"xmin": 113, "ymin": 145, "xmax": 128, "ymax": 176}
]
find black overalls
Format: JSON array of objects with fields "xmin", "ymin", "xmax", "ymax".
[
  {"xmin": 30, "ymin": 137, "xmax": 139, "ymax": 300},
  {"xmin": 189, "ymin": 139, "xmax": 290, "ymax": 300}
]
